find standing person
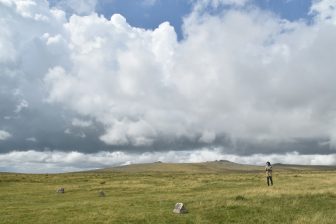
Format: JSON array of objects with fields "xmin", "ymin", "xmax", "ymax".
[{"xmin": 265, "ymin": 161, "xmax": 273, "ymax": 186}]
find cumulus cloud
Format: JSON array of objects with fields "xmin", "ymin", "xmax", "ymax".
[
  {"xmin": 1, "ymin": 0, "xmax": 336, "ymax": 168},
  {"xmin": 14, "ymin": 99, "xmax": 29, "ymax": 113},
  {"xmin": 42, "ymin": 0, "xmax": 336, "ymax": 152},
  {"xmin": 310, "ymin": 0, "xmax": 336, "ymax": 24},
  {"xmin": 72, "ymin": 118, "xmax": 92, "ymax": 127},
  {"xmin": 0, "ymin": 130, "xmax": 11, "ymax": 141},
  {"xmin": 0, "ymin": 149, "xmax": 335, "ymax": 173}
]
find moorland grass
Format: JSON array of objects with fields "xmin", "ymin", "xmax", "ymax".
[{"xmin": 0, "ymin": 164, "xmax": 335, "ymax": 224}]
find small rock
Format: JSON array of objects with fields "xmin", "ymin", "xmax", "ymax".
[{"xmin": 173, "ymin": 203, "xmax": 188, "ymax": 214}]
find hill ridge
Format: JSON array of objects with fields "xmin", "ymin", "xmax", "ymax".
[{"xmin": 97, "ymin": 160, "xmax": 336, "ymax": 173}]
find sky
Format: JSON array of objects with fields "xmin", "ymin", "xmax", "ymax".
[{"xmin": 1, "ymin": 0, "xmax": 336, "ymax": 173}]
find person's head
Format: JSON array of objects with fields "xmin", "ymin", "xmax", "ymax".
[{"xmin": 266, "ymin": 161, "xmax": 271, "ymax": 166}]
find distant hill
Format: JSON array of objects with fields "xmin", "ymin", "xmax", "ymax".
[
  {"xmin": 97, "ymin": 161, "xmax": 336, "ymax": 173},
  {"xmin": 273, "ymin": 163, "xmax": 336, "ymax": 171}
]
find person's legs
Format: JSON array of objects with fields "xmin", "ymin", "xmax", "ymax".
[
  {"xmin": 270, "ymin": 176, "xmax": 273, "ymax": 186},
  {"xmin": 267, "ymin": 177, "xmax": 270, "ymax": 186}
]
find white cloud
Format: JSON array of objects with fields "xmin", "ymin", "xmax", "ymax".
[
  {"xmin": 199, "ymin": 130, "xmax": 216, "ymax": 143},
  {"xmin": 311, "ymin": 0, "xmax": 336, "ymax": 24},
  {"xmin": 14, "ymin": 0, "xmax": 50, "ymax": 21},
  {"xmin": 0, "ymin": 149, "xmax": 335, "ymax": 173},
  {"xmin": 64, "ymin": 128, "xmax": 86, "ymax": 138},
  {"xmin": 41, "ymin": 1, "xmax": 336, "ymax": 150},
  {"xmin": 26, "ymin": 137, "xmax": 37, "ymax": 142},
  {"xmin": 72, "ymin": 118, "xmax": 92, "ymax": 127},
  {"xmin": 0, "ymin": 130, "xmax": 11, "ymax": 141},
  {"xmin": 14, "ymin": 99, "xmax": 29, "ymax": 113},
  {"xmin": 64, "ymin": 128, "xmax": 71, "ymax": 135},
  {"xmin": 99, "ymin": 119, "xmax": 157, "ymax": 146},
  {"xmin": 1, "ymin": 0, "xmax": 336, "ymax": 160}
]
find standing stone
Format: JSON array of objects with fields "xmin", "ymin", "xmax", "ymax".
[
  {"xmin": 173, "ymin": 203, "xmax": 188, "ymax": 214},
  {"xmin": 57, "ymin": 187, "xmax": 64, "ymax": 193}
]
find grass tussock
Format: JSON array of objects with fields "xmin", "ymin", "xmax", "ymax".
[{"xmin": 235, "ymin": 195, "xmax": 246, "ymax": 201}]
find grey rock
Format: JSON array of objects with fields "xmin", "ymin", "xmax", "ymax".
[
  {"xmin": 57, "ymin": 187, "xmax": 64, "ymax": 193},
  {"xmin": 173, "ymin": 203, "xmax": 188, "ymax": 214}
]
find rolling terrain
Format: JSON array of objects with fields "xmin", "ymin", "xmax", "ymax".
[{"xmin": 1, "ymin": 161, "xmax": 336, "ymax": 224}]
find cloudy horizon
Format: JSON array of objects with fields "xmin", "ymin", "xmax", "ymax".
[{"xmin": 1, "ymin": 0, "xmax": 336, "ymax": 173}]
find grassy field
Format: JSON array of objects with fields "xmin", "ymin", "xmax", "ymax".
[{"xmin": 1, "ymin": 161, "xmax": 336, "ymax": 224}]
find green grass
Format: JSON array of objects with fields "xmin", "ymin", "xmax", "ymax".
[{"xmin": 0, "ymin": 162, "xmax": 336, "ymax": 224}]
